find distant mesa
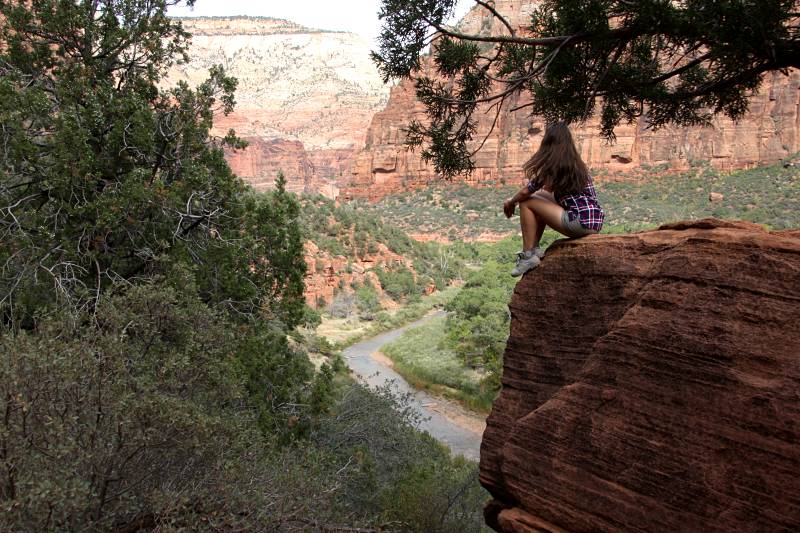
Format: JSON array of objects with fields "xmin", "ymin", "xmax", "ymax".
[
  {"xmin": 166, "ymin": 15, "xmax": 389, "ymax": 198},
  {"xmin": 172, "ymin": 15, "xmax": 343, "ymax": 35}
]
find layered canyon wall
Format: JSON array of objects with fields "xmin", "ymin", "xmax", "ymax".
[
  {"xmin": 343, "ymin": 1, "xmax": 800, "ymax": 201},
  {"xmin": 169, "ymin": 17, "xmax": 389, "ymax": 196}
]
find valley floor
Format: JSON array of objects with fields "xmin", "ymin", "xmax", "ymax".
[
  {"xmin": 312, "ymin": 160, "xmax": 800, "ymax": 451},
  {"xmin": 342, "ymin": 312, "xmax": 484, "ymax": 461}
]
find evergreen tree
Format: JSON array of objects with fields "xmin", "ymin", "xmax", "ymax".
[
  {"xmin": 373, "ymin": 0, "xmax": 800, "ymax": 177},
  {"xmin": 0, "ymin": 0, "xmax": 305, "ymax": 328}
]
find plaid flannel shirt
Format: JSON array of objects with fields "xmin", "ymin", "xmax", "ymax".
[{"xmin": 527, "ymin": 175, "xmax": 605, "ymax": 231}]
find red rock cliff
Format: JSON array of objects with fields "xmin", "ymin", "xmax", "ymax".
[
  {"xmin": 168, "ymin": 17, "xmax": 389, "ymax": 197},
  {"xmin": 343, "ymin": 0, "xmax": 800, "ymax": 201},
  {"xmin": 480, "ymin": 219, "xmax": 800, "ymax": 532}
]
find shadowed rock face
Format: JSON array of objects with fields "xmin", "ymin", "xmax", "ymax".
[{"xmin": 480, "ymin": 219, "xmax": 800, "ymax": 532}]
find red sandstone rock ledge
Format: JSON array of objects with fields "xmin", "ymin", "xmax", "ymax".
[{"xmin": 480, "ymin": 218, "xmax": 800, "ymax": 532}]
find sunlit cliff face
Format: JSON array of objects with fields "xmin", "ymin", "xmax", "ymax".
[
  {"xmin": 164, "ymin": 16, "xmax": 389, "ymax": 195},
  {"xmin": 166, "ymin": 16, "xmax": 389, "ymax": 149}
]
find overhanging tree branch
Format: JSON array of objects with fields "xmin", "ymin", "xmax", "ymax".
[{"xmin": 374, "ymin": 0, "xmax": 800, "ymax": 177}]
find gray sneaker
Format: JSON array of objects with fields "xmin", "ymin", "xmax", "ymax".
[
  {"xmin": 511, "ymin": 251, "xmax": 541, "ymax": 277},
  {"xmin": 532, "ymin": 246, "xmax": 546, "ymax": 259}
]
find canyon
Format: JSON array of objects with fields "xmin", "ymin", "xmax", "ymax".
[
  {"xmin": 172, "ymin": 8, "xmax": 800, "ymax": 203},
  {"xmin": 168, "ymin": 7, "xmax": 800, "ymax": 310},
  {"xmin": 342, "ymin": 0, "xmax": 800, "ymax": 201},
  {"xmin": 169, "ymin": 16, "xmax": 389, "ymax": 196}
]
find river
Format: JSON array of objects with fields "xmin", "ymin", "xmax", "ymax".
[{"xmin": 342, "ymin": 311, "xmax": 484, "ymax": 461}]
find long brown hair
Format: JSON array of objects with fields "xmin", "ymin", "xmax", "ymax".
[{"xmin": 523, "ymin": 122, "xmax": 589, "ymax": 195}]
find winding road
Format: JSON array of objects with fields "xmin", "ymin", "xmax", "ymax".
[{"xmin": 342, "ymin": 311, "xmax": 484, "ymax": 461}]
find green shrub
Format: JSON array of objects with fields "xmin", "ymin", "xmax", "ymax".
[
  {"xmin": 305, "ymin": 332, "xmax": 336, "ymax": 356},
  {"xmin": 355, "ymin": 282, "xmax": 382, "ymax": 319},
  {"xmin": 303, "ymin": 305, "xmax": 323, "ymax": 328},
  {"xmin": 309, "ymin": 382, "xmax": 490, "ymax": 530},
  {"xmin": 0, "ymin": 284, "xmax": 306, "ymax": 529},
  {"xmin": 1, "ymin": 284, "xmax": 488, "ymax": 532},
  {"xmin": 442, "ymin": 261, "xmax": 516, "ymax": 395},
  {"xmin": 376, "ymin": 265, "xmax": 418, "ymax": 301},
  {"xmin": 379, "ymin": 459, "xmax": 486, "ymax": 532}
]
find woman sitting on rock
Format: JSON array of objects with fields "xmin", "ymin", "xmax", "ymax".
[{"xmin": 503, "ymin": 122, "xmax": 605, "ymax": 277}]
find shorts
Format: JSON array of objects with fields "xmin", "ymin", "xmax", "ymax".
[{"xmin": 561, "ymin": 210, "xmax": 599, "ymax": 238}]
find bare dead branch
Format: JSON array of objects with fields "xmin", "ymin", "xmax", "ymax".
[{"xmin": 473, "ymin": 0, "xmax": 516, "ymax": 37}]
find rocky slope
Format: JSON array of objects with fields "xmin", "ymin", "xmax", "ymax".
[
  {"xmin": 169, "ymin": 17, "xmax": 389, "ymax": 195},
  {"xmin": 343, "ymin": 0, "xmax": 800, "ymax": 201},
  {"xmin": 480, "ymin": 218, "xmax": 800, "ymax": 532},
  {"xmin": 302, "ymin": 240, "xmax": 411, "ymax": 308}
]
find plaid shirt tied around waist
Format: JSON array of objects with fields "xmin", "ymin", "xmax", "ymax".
[{"xmin": 526, "ymin": 175, "xmax": 605, "ymax": 231}]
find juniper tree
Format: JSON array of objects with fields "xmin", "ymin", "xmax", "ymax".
[
  {"xmin": 373, "ymin": 0, "xmax": 800, "ymax": 177},
  {"xmin": 0, "ymin": 0, "xmax": 305, "ymax": 327}
]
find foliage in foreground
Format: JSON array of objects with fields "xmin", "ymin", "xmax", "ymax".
[
  {"xmin": 0, "ymin": 1, "xmax": 490, "ymax": 530},
  {"xmin": 1, "ymin": 283, "xmax": 302, "ymax": 529},
  {"xmin": 1, "ymin": 284, "xmax": 489, "ymax": 531},
  {"xmin": 0, "ymin": 2, "xmax": 308, "ymax": 332}
]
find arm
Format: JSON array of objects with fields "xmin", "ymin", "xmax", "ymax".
[{"xmin": 503, "ymin": 183, "xmax": 537, "ymax": 218}]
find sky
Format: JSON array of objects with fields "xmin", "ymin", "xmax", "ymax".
[{"xmin": 168, "ymin": 0, "xmax": 475, "ymax": 47}]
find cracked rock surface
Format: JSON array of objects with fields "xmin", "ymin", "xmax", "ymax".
[{"xmin": 480, "ymin": 218, "xmax": 800, "ymax": 532}]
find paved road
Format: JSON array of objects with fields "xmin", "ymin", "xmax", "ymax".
[{"xmin": 342, "ymin": 311, "xmax": 483, "ymax": 461}]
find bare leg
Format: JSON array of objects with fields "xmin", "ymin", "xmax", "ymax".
[
  {"xmin": 519, "ymin": 194, "xmax": 569, "ymax": 250},
  {"xmin": 520, "ymin": 201, "xmax": 540, "ymax": 251},
  {"xmin": 530, "ymin": 191, "xmax": 554, "ymax": 247}
]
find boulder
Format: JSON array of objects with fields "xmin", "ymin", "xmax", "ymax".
[{"xmin": 480, "ymin": 218, "xmax": 800, "ymax": 532}]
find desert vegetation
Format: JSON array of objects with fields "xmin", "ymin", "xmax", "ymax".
[
  {"xmin": 355, "ymin": 161, "xmax": 800, "ymax": 240},
  {"xmin": 301, "ymin": 193, "xmax": 466, "ymax": 293},
  {"xmin": 0, "ymin": 2, "xmax": 490, "ymax": 530}
]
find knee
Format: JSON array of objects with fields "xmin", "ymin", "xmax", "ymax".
[{"xmin": 521, "ymin": 198, "xmax": 541, "ymax": 213}]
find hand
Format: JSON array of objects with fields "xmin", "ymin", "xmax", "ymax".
[{"xmin": 503, "ymin": 198, "xmax": 516, "ymax": 218}]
